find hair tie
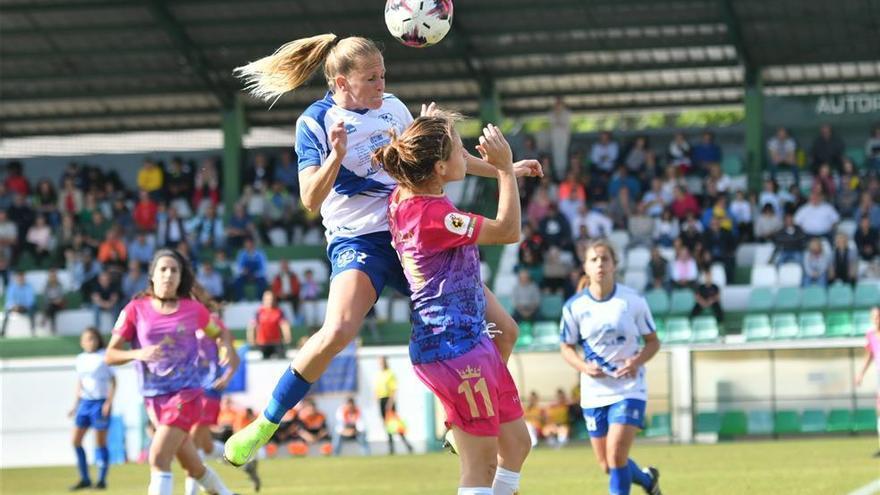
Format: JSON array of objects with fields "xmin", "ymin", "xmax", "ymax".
[{"xmin": 330, "ymin": 35, "xmax": 342, "ymax": 48}]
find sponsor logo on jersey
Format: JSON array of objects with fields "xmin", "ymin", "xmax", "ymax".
[
  {"xmin": 344, "ymin": 123, "xmax": 357, "ymax": 134},
  {"xmin": 444, "ymin": 212, "xmax": 469, "ymax": 236}
]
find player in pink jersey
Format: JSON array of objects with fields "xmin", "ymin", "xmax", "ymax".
[
  {"xmin": 855, "ymin": 305, "xmax": 880, "ymax": 458},
  {"xmin": 104, "ymin": 249, "xmax": 238, "ymax": 495},
  {"xmin": 382, "ymin": 111, "xmax": 531, "ymax": 495}
]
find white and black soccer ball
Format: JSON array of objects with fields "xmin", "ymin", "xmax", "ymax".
[{"xmin": 385, "ymin": 0, "xmax": 453, "ymax": 48}]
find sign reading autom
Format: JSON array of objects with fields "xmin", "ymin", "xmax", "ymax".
[{"xmin": 815, "ymin": 93, "xmax": 880, "ymax": 115}]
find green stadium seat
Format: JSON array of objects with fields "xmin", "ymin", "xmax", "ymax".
[
  {"xmin": 746, "ymin": 287, "xmax": 774, "ymax": 313},
  {"xmin": 64, "ymin": 291, "xmax": 83, "ymax": 309},
  {"xmin": 645, "ymin": 289, "xmax": 670, "ymax": 315},
  {"xmin": 653, "ymin": 318, "xmax": 667, "ymax": 340},
  {"xmin": 539, "ymin": 295, "xmax": 565, "ymax": 320},
  {"xmin": 722, "ymin": 155, "xmax": 744, "ymax": 175},
  {"xmin": 772, "ymin": 313, "xmax": 799, "ymax": 339},
  {"xmin": 798, "ymin": 312, "xmax": 826, "ymax": 338},
  {"xmin": 532, "ymin": 321, "xmax": 559, "ymax": 347},
  {"xmin": 854, "ymin": 284, "xmax": 880, "ymax": 309},
  {"xmin": 825, "ymin": 312, "xmax": 853, "ymax": 337},
  {"xmin": 744, "ymin": 314, "xmax": 772, "ymax": 340},
  {"xmin": 826, "ymin": 409, "xmax": 853, "ymax": 432},
  {"xmin": 719, "ymin": 411, "xmax": 747, "ymax": 437},
  {"xmin": 853, "ymin": 310, "xmax": 872, "ymax": 335},
  {"xmin": 669, "ymin": 289, "xmax": 695, "ymax": 315},
  {"xmin": 773, "ymin": 287, "xmax": 801, "ymax": 312},
  {"xmin": 827, "ymin": 283, "xmax": 854, "ymax": 309},
  {"xmin": 800, "ymin": 286, "xmax": 827, "ymax": 310},
  {"xmin": 853, "ymin": 408, "xmax": 877, "ymax": 432},
  {"xmin": 747, "ymin": 410, "xmax": 774, "ymax": 435},
  {"xmin": 773, "ymin": 410, "xmax": 801, "ymax": 434},
  {"xmin": 514, "ymin": 322, "xmax": 534, "ymax": 350},
  {"xmin": 695, "ymin": 412, "xmax": 720, "ymax": 434},
  {"xmin": 645, "ymin": 413, "xmax": 672, "ymax": 438},
  {"xmin": 846, "ymin": 146, "xmax": 866, "ymax": 168},
  {"xmin": 691, "ymin": 316, "xmax": 720, "ymax": 342},
  {"xmin": 801, "ymin": 410, "xmax": 827, "ymax": 433},
  {"xmin": 665, "ymin": 317, "xmax": 692, "ymax": 343}
]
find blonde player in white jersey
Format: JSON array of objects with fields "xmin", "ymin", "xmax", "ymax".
[
  {"xmin": 560, "ymin": 239, "xmax": 662, "ymax": 495},
  {"xmin": 225, "ymin": 33, "xmax": 542, "ymax": 467}
]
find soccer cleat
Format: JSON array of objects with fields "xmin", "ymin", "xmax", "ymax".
[
  {"xmin": 94, "ymin": 481, "xmax": 107, "ymax": 490},
  {"xmin": 69, "ymin": 480, "xmax": 91, "ymax": 491},
  {"xmin": 223, "ymin": 415, "xmax": 279, "ymax": 467},
  {"xmin": 442, "ymin": 428, "xmax": 458, "ymax": 455},
  {"xmin": 644, "ymin": 466, "xmax": 662, "ymax": 495},
  {"xmin": 243, "ymin": 459, "xmax": 262, "ymax": 493}
]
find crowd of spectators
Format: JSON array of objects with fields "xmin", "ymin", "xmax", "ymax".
[{"xmin": 511, "ymin": 124, "xmax": 880, "ymax": 324}]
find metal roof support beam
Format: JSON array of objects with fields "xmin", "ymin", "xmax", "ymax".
[
  {"xmin": 146, "ymin": 0, "xmax": 232, "ymax": 107},
  {"xmin": 222, "ymin": 94, "xmax": 245, "ymax": 220}
]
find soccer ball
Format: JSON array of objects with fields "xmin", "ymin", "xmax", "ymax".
[{"xmin": 384, "ymin": 0, "xmax": 454, "ymax": 48}]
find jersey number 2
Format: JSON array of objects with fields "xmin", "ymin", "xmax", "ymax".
[{"xmin": 457, "ymin": 378, "xmax": 495, "ymax": 418}]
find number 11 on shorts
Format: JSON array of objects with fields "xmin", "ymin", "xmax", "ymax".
[{"xmin": 457, "ymin": 378, "xmax": 495, "ymax": 419}]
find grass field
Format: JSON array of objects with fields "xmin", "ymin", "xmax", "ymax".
[{"xmin": 1, "ymin": 437, "xmax": 877, "ymax": 494}]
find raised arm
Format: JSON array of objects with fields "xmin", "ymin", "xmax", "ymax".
[
  {"xmin": 474, "ymin": 125, "xmax": 521, "ymax": 245},
  {"xmin": 299, "ymin": 120, "xmax": 347, "ymax": 212}
]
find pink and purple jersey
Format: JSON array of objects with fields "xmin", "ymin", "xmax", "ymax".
[
  {"xmin": 113, "ymin": 297, "xmax": 211, "ymax": 397},
  {"xmin": 388, "ymin": 190, "xmax": 486, "ymax": 365},
  {"xmin": 866, "ymin": 329, "xmax": 880, "ymax": 382},
  {"xmin": 197, "ymin": 315, "xmax": 225, "ymax": 399}
]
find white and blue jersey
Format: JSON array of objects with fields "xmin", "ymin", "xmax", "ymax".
[
  {"xmin": 295, "ymin": 91, "xmax": 413, "ymax": 242},
  {"xmin": 560, "ymin": 284, "xmax": 656, "ymax": 409},
  {"xmin": 74, "ymin": 350, "xmax": 115, "ymax": 430}
]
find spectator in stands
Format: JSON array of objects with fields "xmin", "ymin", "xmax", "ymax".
[
  {"xmin": 703, "ymin": 216, "xmax": 737, "ymax": 282},
  {"xmin": 628, "ymin": 203, "xmax": 654, "ymax": 247},
  {"xmin": 0, "ymin": 210, "xmax": 19, "ymax": 265},
  {"xmin": 670, "ymin": 185, "xmax": 700, "ymax": 220},
  {"xmin": 653, "ymin": 209, "xmax": 679, "ymax": 248},
  {"xmin": 82, "ymin": 209, "xmax": 110, "ymax": 251},
  {"xmin": 608, "ymin": 164, "xmax": 642, "ymax": 200},
  {"xmin": 511, "ymin": 269, "xmax": 541, "ymax": 323},
  {"xmin": 590, "ymin": 131, "xmax": 619, "ymax": 177},
  {"xmin": 136, "ymin": 158, "xmax": 164, "ymax": 199},
  {"xmin": 157, "ymin": 206, "xmax": 187, "ymax": 248},
  {"xmin": 866, "ymin": 126, "xmax": 880, "ymax": 174},
  {"xmin": 0, "ymin": 183, "xmax": 10, "ymax": 211},
  {"xmin": 557, "ymin": 171, "xmax": 586, "ymax": 227},
  {"xmin": 33, "ymin": 179, "xmax": 59, "ymax": 226},
  {"xmin": 837, "ymin": 159, "xmax": 862, "ymax": 218},
  {"xmin": 758, "ymin": 179, "xmax": 782, "ymax": 216},
  {"xmin": 109, "ymin": 196, "xmax": 134, "ymax": 238},
  {"xmin": 286, "ymin": 399, "xmax": 331, "ymax": 456},
  {"xmin": 271, "ymin": 260, "xmax": 301, "ymax": 313},
  {"xmin": 0, "ymin": 254, "xmax": 8, "ymax": 292},
  {"xmin": 9, "ymin": 193, "xmax": 35, "ymax": 250},
  {"xmin": 24, "ymin": 215, "xmax": 52, "ymax": 267},
  {"xmin": 522, "ymin": 391, "xmax": 543, "ymax": 448},
  {"xmin": 333, "ymin": 397, "xmax": 369, "ymax": 456},
  {"xmin": 188, "ymin": 203, "xmax": 225, "ymax": 252},
  {"xmin": 72, "ymin": 250, "xmax": 102, "ymax": 293},
  {"xmin": 247, "ymin": 290, "xmax": 292, "ymax": 359},
  {"xmin": 196, "ymin": 263, "xmax": 225, "ymax": 301},
  {"xmin": 641, "ymin": 177, "xmax": 670, "ymax": 218},
  {"xmin": 679, "ymin": 214, "xmax": 704, "ymax": 252},
  {"xmin": 163, "ymin": 157, "xmax": 193, "ymax": 206},
  {"xmin": 1, "ymin": 271, "xmax": 36, "ymax": 337},
  {"xmin": 245, "ymin": 153, "xmax": 273, "ymax": 192},
  {"xmin": 241, "ymin": 185, "xmax": 268, "ymax": 231},
  {"xmin": 855, "ymin": 215, "xmax": 879, "ymax": 262},
  {"xmin": 226, "ymin": 204, "xmax": 257, "ymax": 253},
  {"xmin": 855, "ymin": 192, "xmax": 880, "ymax": 229},
  {"xmin": 58, "ymin": 177, "xmax": 84, "ymax": 218},
  {"xmin": 810, "ymin": 123, "xmax": 845, "ymax": 172},
  {"xmin": 526, "ymin": 185, "xmax": 552, "ymax": 226},
  {"xmin": 127, "ymin": 232, "xmax": 154, "ymax": 272},
  {"xmin": 829, "ymin": 232, "xmax": 858, "ymax": 286},
  {"xmin": 730, "ymin": 190, "xmax": 753, "ymax": 241},
  {"xmin": 802, "ymin": 238, "xmax": 831, "ymax": 287},
  {"xmin": 692, "ymin": 130, "xmax": 722, "ymax": 175},
  {"xmin": 668, "ymin": 132, "xmax": 692, "ymax": 174},
  {"xmin": 584, "ymin": 170, "xmax": 609, "ymax": 204},
  {"xmin": 121, "ymin": 259, "xmax": 147, "ymax": 302},
  {"xmin": 772, "ymin": 212, "xmax": 808, "ymax": 266},
  {"xmin": 192, "ymin": 158, "xmax": 221, "ymax": 214},
  {"xmin": 648, "ymin": 246, "xmax": 670, "ymax": 291},
  {"xmin": 299, "ymin": 269, "xmax": 322, "ymax": 328},
  {"xmin": 691, "ymin": 269, "xmax": 723, "ymax": 323},
  {"xmin": 705, "ymin": 163, "xmax": 731, "ymax": 195},
  {"xmin": 5, "ymin": 161, "xmax": 29, "ymax": 196},
  {"xmin": 264, "ymin": 181, "xmax": 298, "ymax": 244},
  {"xmin": 89, "ymin": 271, "xmax": 120, "ymax": 330},
  {"xmin": 132, "ymin": 191, "xmax": 158, "ymax": 232},
  {"xmin": 549, "ymin": 97, "xmax": 572, "ymax": 178},
  {"xmin": 670, "ymin": 245, "xmax": 699, "ymax": 289},
  {"xmin": 608, "ymin": 187, "xmax": 635, "ymax": 230},
  {"xmin": 754, "ymin": 203, "xmax": 783, "ymax": 241},
  {"xmin": 274, "ymin": 150, "xmax": 300, "ymax": 195},
  {"xmin": 233, "ymin": 238, "xmax": 268, "ymax": 301},
  {"xmin": 175, "ymin": 240, "xmax": 198, "ymax": 269},
  {"xmin": 814, "ymin": 163, "xmax": 837, "ymax": 199},
  {"xmin": 794, "ymin": 190, "xmax": 840, "ymax": 240},
  {"xmin": 59, "ymin": 162, "xmax": 83, "ymax": 189},
  {"xmin": 541, "ymin": 246, "xmax": 572, "ymax": 295},
  {"xmin": 41, "ymin": 269, "xmax": 65, "ymax": 335},
  {"xmin": 541, "ymin": 389, "xmax": 571, "ymax": 448},
  {"xmin": 97, "ymin": 227, "xmax": 127, "ymax": 266},
  {"xmin": 623, "ymin": 135, "xmax": 655, "ymax": 180},
  {"xmin": 539, "ymin": 202, "xmax": 572, "ymax": 250},
  {"xmin": 767, "ymin": 127, "xmax": 799, "ymax": 186}
]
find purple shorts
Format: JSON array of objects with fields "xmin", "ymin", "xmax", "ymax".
[{"xmin": 414, "ymin": 337, "xmax": 523, "ymax": 437}]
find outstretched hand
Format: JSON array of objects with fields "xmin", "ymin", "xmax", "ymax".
[
  {"xmin": 420, "ymin": 101, "xmax": 440, "ymax": 117},
  {"xmin": 513, "ymin": 159, "xmax": 543, "ymax": 178},
  {"xmin": 474, "ymin": 124, "xmax": 513, "ymax": 170}
]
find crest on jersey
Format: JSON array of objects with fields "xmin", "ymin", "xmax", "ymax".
[
  {"xmin": 378, "ymin": 112, "xmax": 398, "ymax": 127},
  {"xmin": 344, "ymin": 123, "xmax": 357, "ymax": 134},
  {"xmin": 444, "ymin": 213, "xmax": 470, "ymax": 236}
]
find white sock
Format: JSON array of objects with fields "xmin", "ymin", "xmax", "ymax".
[
  {"xmin": 197, "ymin": 466, "xmax": 233, "ymax": 495},
  {"xmin": 458, "ymin": 488, "xmax": 493, "ymax": 495},
  {"xmin": 184, "ymin": 476, "xmax": 200, "ymax": 495},
  {"xmin": 148, "ymin": 471, "xmax": 173, "ymax": 495},
  {"xmin": 492, "ymin": 467, "xmax": 521, "ymax": 495},
  {"xmin": 209, "ymin": 440, "xmax": 226, "ymax": 460}
]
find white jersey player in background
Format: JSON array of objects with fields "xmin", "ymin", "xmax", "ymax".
[{"xmin": 560, "ymin": 239, "xmax": 663, "ymax": 495}]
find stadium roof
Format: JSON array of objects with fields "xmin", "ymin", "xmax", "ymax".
[{"xmin": 1, "ymin": 0, "xmax": 879, "ymax": 137}]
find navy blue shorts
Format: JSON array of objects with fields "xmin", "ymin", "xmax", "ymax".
[
  {"xmin": 327, "ymin": 231, "xmax": 410, "ymax": 298},
  {"xmin": 75, "ymin": 398, "xmax": 110, "ymax": 430},
  {"xmin": 582, "ymin": 399, "xmax": 646, "ymax": 438}
]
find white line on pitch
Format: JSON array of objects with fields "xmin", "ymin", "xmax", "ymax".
[{"xmin": 848, "ymin": 479, "xmax": 880, "ymax": 495}]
